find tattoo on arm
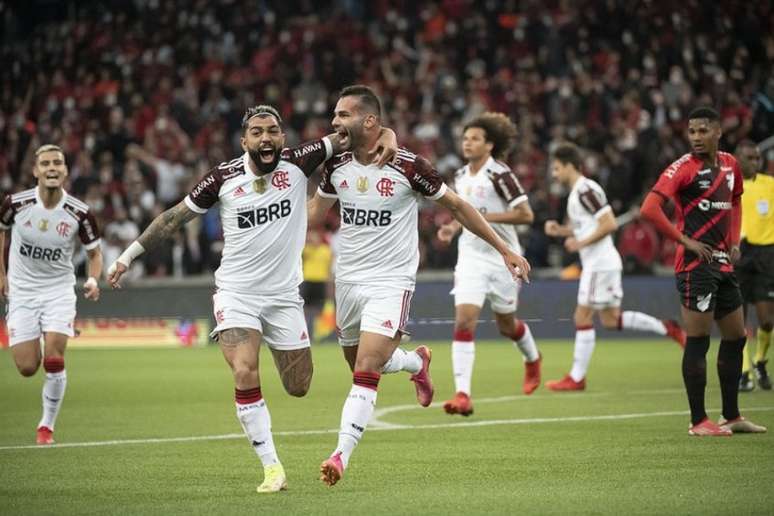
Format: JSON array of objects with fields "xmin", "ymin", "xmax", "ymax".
[{"xmin": 137, "ymin": 201, "xmax": 199, "ymax": 250}]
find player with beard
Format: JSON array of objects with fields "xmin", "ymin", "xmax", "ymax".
[
  {"xmin": 1, "ymin": 144, "xmax": 102, "ymax": 445},
  {"xmin": 308, "ymin": 85, "xmax": 531, "ymax": 486},
  {"xmin": 107, "ymin": 105, "xmax": 398, "ymax": 493},
  {"xmin": 640, "ymin": 107, "xmax": 766, "ymax": 436}
]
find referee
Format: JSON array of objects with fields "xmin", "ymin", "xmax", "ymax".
[{"xmin": 735, "ymin": 140, "xmax": 774, "ymax": 391}]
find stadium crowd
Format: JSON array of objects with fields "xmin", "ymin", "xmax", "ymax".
[{"xmin": 2, "ymin": 0, "xmax": 772, "ymax": 277}]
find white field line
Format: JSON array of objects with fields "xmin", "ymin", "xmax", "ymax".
[{"xmin": 1, "ymin": 404, "xmax": 771, "ymax": 452}]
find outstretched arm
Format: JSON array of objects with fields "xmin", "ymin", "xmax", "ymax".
[
  {"xmin": 484, "ymin": 202, "xmax": 534, "ymax": 225},
  {"xmin": 0, "ymin": 230, "xmax": 6, "ymax": 299},
  {"xmin": 326, "ymin": 127, "xmax": 398, "ymax": 167},
  {"xmin": 107, "ymin": 201, "xmax": 199, "ymax": 287},
  {"xmin": 436, "ymin": 189, "xmax": 530, "ymax": 282}
]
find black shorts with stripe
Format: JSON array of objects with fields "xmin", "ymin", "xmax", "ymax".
[
  {"xmin": 736, "ymin": 243, "xmax": 774, "ymax": 303},
  {"xmin": 675, "ymin": 263, "xmax": 743, "ymax": 319}
]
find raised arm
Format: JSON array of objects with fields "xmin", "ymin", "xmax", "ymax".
[
  {"xmin": 436, "ymin": 189, "xmax": 530, "ymax": 282},
  {"xmin": 107, "ymin": 200, "xmax": 199, "ymax": 287}
]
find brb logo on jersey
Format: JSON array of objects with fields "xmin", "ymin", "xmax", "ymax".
[
  {"xmin": 237, "ymin": 199, "xmax": 292, "ymax": 228},
  {"xmin": 376, "ymin": 178, "xmax": 395, "ymax": 197},
  {"xmin": 271, "ymin": 171, "xmax": 290, "ymax": 190},
  {"xmin": 20, "ymin": 243, "xmax": 63, "ymax": 261},
  {"xmin": 341, "ymin": 207, "xmax": 392, "ymax": 227}
]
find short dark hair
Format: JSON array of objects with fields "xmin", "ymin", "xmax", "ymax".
[
  {"xmin": 552, "ymin": 142, "xmax": 583, "ymax": 170},
  {"xmin": 339, "ymin": 84, "xmax": 382, "ymax": 119},
  {"xmin": 464, "ymin": 112, "xmax": 518, "ymax": 160},
  {"xmin": 688, "ymin": 106, "xmax": 720, "ymax": 123},
  {"xmin": 241, "ymin": 105, "xmax": 282, "ymax": 132},
  {"xmin": 735, "ymin": 139, "xmax": 758, "ymax": 153}
]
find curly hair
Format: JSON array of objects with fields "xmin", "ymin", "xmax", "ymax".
[{"xmin": 463, "ymin": 112, "xmax": 518, "ymax": 160}]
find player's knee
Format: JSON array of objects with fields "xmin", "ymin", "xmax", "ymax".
[
  {"xmin": 231, "ymin": 362, "xmax": 258, "ymax": 386},
  {"xmin": 16, "ymin": 361, "xmax": 40, "ymax": 377}
]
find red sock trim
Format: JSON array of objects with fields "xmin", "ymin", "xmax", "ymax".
[
  {"xmin": 617, "ymin": 314, "xmax": 623, "ymax": 331},
  {"xmin": 235, "ymin": 386, "xmax": 262, "ymax": 404},
  {"xmin": 512, "ymin": 319, "xmax": 526, "ymax": 341},
  {"xmin": 453, "ymin": 329, "xmax": 474, "ymax": 342},
  {"xmin": 576, "ymin": 324, "xmax": 594, "ymax": 331},
  {"xmin": 353, "ymin": 371, "xmax": 381, "ymax": 391},
  {"xmin": 43, "ymin": 357, "xmax": 65, "ymax": 373}
]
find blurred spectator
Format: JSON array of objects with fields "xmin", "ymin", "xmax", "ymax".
[{"xmin": 1, "ymin": 1, "xmax": 771, "ymax": 276}]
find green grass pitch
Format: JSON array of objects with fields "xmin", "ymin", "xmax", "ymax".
[{"xmin": 1, "ymin": 339, "xmax": 772, "ymax": 515}]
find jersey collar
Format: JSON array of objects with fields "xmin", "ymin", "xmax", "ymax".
[{"xmin": 35, "ymin": 187, "xmax": 67, "ymax": 211}]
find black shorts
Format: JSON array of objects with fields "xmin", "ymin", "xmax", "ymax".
[
  {"xmin": 736, "ymin": 243, "xmax": 774, "ymax": 303},
  {"xmin": 301, "ymin": 281, "xmax": 327, "ymax": 308},
  {"xmin": 676, "ymin": 263, "xmax": 743, "ymax": 319}
]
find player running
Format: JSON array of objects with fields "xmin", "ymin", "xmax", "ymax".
[
  {"xmin": 733, "ymin": 140, "xmax": 774, "ymax": 391},
  {"xmin": 640, "ymin": 107, "xmax": 766, "ymax": 435},
  {"xmin": 436, "ymin": 112, "xmax": 541, "ymax": 417},
  {"xmin": 108, "ymin": 105, "xmax": 397, "ymax": 492},
  {"xmin": 0, "ymin": 144, "xmax": 103, "ymax": 445},
  {"xmin": 544, "ymin": 142, "xmax": 686, "ymax": 391},
  {"xmin": 308, "ymin": 85, "xmax": 531, "ymax": 487}
]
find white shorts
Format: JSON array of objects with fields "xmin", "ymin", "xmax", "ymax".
[
  {"xmin": 451, "ymin": 261, "xmax": 520, "ymax": 313},
  {"xmin": 335, "ymin": 283, "xmax": 413, "ymax": 347},
  {"xmin": 577, "ymin": 269, "xmax": 623, "ymax": 309},
  {"xmin": 211, "ymin": 289, "xmax": 310, "ymax": 351},
  {"xmin": 6, "ymin": 290, "xmax": 76, "ymax": 346}
]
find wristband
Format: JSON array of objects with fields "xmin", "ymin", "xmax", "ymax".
[{"xmin": 117, "ymin": 241, "xmax": 145, "ymax": 267}]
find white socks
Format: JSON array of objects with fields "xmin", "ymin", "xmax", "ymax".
[
  {"xmin": 452, "ymin": 340, "xmax": 475, "ymax": 395},
  {"xmin": 620, "ymin": 311, "xmax": 667, "ymax": 335},
  {"xmin": 513, "ymin": 323, "xmax": 540, "ymax": 362},
  {"xmin": 38, "ymin": 370, "xmax": 67, "ymax": 430},
  {"xmin": 570, "ymin": 327, "xmax": 596, "ymax": 382},
  {"xmin": 235, "ymin": 388, "xmax": 278, "ymax": 467},
  {"xmin": 335, "ymin": 372, "xmax": 380, "ymax": 468},
  {"xmin": 381, "ymin": 348, "xmax": 422, "ymax": 374}
]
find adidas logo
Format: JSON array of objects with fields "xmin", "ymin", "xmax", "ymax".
[
  {"xmin": 234, "ymin": 186, "xmax": 246, "ymax": 197},
  {"xmin": 382, "ymin": 320, "xmax": 393, "ymax": 329},
  {"xmin": 340, "ymin": 180, "xmax": 349, "ymax": 189},
  {"xmin": 24, "ymin": 220, "xmax": 32, "ymax": 227},
  {"xmin": 300, "ymin": 331, "xmax": 308, "ymax": 340}
]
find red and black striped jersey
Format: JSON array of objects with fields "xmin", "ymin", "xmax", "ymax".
[{"xmin": 652, "ymin": 152, "xmax": 743, "ymax": 273}]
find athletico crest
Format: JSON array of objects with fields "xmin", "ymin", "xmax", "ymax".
[
  {"xmin": 253, "ymin": 177, "xmax": 267, "ymax": 194},
  {"xmin": 357, "ymin": 176, "xmax": 368, "ymax": 193}
]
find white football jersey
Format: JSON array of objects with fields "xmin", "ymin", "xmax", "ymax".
[
  {"xmin": 566, "ymin": 176, "xmax": 622, "ymax": 271},
  {"xmin": 185, "ymin": 137, "xmax": 332, "ymax": 294},
  {"xmin": 455, "ymin": 156, "xmax": 527, "ymax": 266},
  {"xmin": 318, "ymin": 147, "xmax": 447, "ymax": 290},
  {"xmin": 0, "ymin": 188, "xmax": 101, "ymax": 297}
]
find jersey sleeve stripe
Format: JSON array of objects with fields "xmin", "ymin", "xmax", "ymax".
[
  {"xmin": 508, "ymin": 194, "xmax": 528, "ymax": 209},
  {"xmin": 184, "ymin": 195, "xmax": 208, "ymax": 214},
  {"xmin": 83, "ymin": 238, "xmax": 101, "ymax": 251},
  {"xmin": 425, "ymin": 182, "xmax": 447, "ymax": 201},
  {"xmin": 592, "ymin": 205, "xmax": 613, "ymax": 219},
  {"xmin": 317, "ymin": 187, "xmax": 338, "ymax": 199},
  {"xmin": 322, "ymin": 136, "xmax": 333, "ymax": 160}
]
